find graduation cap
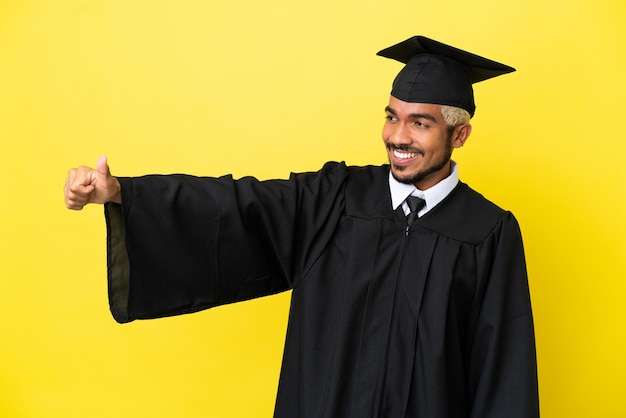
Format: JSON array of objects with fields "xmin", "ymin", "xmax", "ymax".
[{"xmin": 377, "ymin": 36, "xmax": 515, "ymax": 117}]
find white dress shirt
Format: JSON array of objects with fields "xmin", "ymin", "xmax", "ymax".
[{"xmin": 389, "ymin": 161, "xmax": 460, "ymax": 218}]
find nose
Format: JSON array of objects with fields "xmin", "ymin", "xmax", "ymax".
[{"xmin": 386, "ymin": 122, "xmax": 411, "ymax": 145}]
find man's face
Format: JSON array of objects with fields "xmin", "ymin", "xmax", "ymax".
[{"xmin": 382, "ymin": 96, "xmax": 467, "ymax": 190}]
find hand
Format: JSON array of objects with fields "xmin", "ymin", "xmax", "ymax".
[{"xmin": 65, "ymin": 155, "xmax": 121, "ymax": 210}]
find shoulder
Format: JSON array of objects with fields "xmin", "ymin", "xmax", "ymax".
[
  {"xmin": 418, "ymin": 182, "xmax": 517, "ymax": 245},
  {"xmin": 292, "ymin": 162, "xmax": 392, "ymax": 218},
  {"xmin": 291, "ymin": 162, "xmax": 388, "ymax": 193},
  {"xmin": 308, "ymin": 161, "xmax": 388, "ymax": 179},
  {"xmin": 453, "ymin": 182, "xmax": 506, "ymax": 216}
]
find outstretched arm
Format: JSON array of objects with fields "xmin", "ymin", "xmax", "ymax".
[{"xmin": 65, "ymin": 155, "xmax": 121, "ymax": 209}]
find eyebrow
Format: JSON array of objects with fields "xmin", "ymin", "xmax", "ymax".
[{"xmin": 385, "ymin": 106, "xmax": 438, "ymax": 123}]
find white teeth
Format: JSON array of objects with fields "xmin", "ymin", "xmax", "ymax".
[{"xmin": 393, "ymin": 149, "xmax": 417, "ymax": 159}]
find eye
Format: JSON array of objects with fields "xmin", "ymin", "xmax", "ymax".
[
  {"xmin": 414, "ymin": 120, "xmax": 428, "ymax": 128},
  {"xmin": 385, "ymin": 114, "xmax": 398, "ymax": 122}
]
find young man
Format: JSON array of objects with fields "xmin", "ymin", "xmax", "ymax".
[{"xmin": 65, "ymin": 36, "xmax": 539, "ymax": 417}]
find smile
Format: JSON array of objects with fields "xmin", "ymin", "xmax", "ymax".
[{"xmin": 393, "ymin": 149, "xmax": 419, "ymax": 160}]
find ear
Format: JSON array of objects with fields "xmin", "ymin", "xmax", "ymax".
[{"xmin": 451, "ymin": 123, "xmax": 472, "ymax": 148}]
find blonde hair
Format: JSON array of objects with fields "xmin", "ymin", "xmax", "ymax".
[{"xmin": 440, "ymin": 105, "xmax": 471, "ymax": 128}]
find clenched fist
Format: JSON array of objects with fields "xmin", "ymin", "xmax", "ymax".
[{"xmin": 64, "ymin": 156, "xmax": 122, "ymax": 210}]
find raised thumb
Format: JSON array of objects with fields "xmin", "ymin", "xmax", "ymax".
[{"xmin": 96, "ymin": 155, "xmax": 111, "ymax": 177}]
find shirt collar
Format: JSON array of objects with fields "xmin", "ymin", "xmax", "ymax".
[{"xmin": 389, "ymin": 161, "xmax": 460, "ymax": 216}]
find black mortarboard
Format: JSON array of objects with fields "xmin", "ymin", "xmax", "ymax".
[{"xmin": 377, "ymin": 36, "xmax": 515, "ymax": 117}]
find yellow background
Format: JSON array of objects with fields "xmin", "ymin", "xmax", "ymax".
[{"xmin": 1, "ymin": 0, "xmax": 625, "ymax": 416}]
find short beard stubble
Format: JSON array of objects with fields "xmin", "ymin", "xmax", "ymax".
[{"xmin": 390, "ymin": 134, "xmax": 453, "ymax": 186}]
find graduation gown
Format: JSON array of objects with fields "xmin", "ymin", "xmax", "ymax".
[{"xmin": 104, "ymin": 161, "xmax": 539, "ymax": 417}]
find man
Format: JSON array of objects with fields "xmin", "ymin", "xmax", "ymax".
[{"xmin": 65, "ymin": 36, "xmax": 539, "ymax": 417}]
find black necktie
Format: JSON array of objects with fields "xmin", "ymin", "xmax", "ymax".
[{"xmin": 406, "ymin": 195, "xmax": 426, "ymax": 226}]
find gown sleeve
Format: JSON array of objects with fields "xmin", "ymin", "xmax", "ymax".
[
  {"xmin": 104, "ymin": 162, "xmax": 347, "ymax": 324},
  {"xmin": 468, "ymin": 212, "xmax": 540, "ymax": 417}
]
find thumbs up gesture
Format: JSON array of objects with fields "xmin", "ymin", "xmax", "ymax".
[{"xmin": 65, "ymin": 156, "xmax": 121, "ymax": 210}]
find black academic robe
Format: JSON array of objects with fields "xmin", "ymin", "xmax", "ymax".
[{"xmin": 104, "ymin": 161, "xmax": 539, "ymax": 418}]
